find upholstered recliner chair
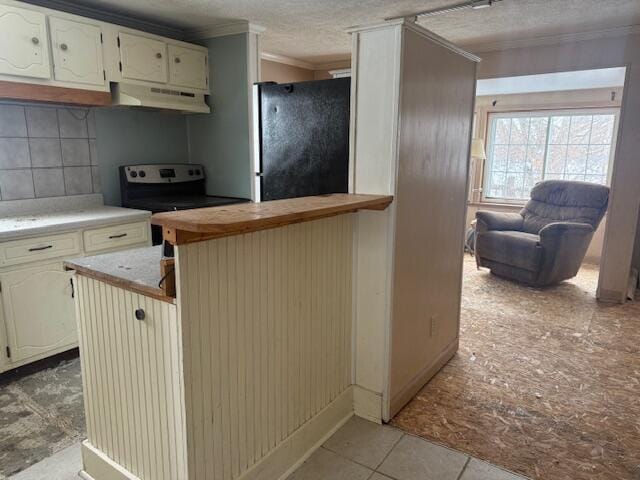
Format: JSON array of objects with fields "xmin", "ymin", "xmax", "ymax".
[{"xmin": 475, "ymin": 180, "xmax": 609, "ymax": 286}]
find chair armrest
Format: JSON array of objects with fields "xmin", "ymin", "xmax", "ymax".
[
  {"xmin": 539, "ymin": 221, "xmax": 593, "ymax": 240},
  {"xmin": 536, "ymin": 222, "xmax": 595, "ymax": 285},
  {"xmin": 475, "ymin": 211, "xmax": 524, "ymax": 232}
]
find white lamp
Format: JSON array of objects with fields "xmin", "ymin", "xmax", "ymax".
[{"xmin": 469, "ymin": 138, "xmax": 486, "ymax": 203}]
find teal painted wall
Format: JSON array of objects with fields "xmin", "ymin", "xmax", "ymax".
[
  {"xmin": 95, "ymin": 108, "xmax": 189, "ymax": 206},
  {"xmin": 95, "ymin": 34, "xmax": 253, "ymax": 206},
  {"xmin": 187, "ymin": 34, "xmax": 252, "ymax": 199}
]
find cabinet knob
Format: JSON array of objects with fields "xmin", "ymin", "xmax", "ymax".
[
  {"xmin": 135, "ymin": 308, "xmax": 145, "ymax": 321},
  {"xmin": 156, "ymin": 52, "xmax": 162, "ymax": 59},
  {"xmin": 31, "ymin": 37, "xmax": 39, "ymax": 45},
  {"xmin": 174, "ymin": 57, "xmax": 181, "ymax": 64},
  {"xmin": 60, "ymin": 43, "xmax": 68, "ymax": 51}
]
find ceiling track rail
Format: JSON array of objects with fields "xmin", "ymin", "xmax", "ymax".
[{"xmin": 386, "ymin": 0, "xmax": 502, "ymax": 21}]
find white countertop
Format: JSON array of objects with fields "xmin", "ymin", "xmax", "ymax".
[{"xmin": 0, "ymin": 206, "xmax": 152, "ymax": 241}]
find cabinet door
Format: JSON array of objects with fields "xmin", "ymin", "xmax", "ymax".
[
  {"xmin": 49, "ymin": 16, "xmax": 105, "ymax": 86},
  {"xmin": 168, "ymin": 45, "xmax": 208, "ymax": 90},
  {"xmin": 119, "ymin": 32, "xmax": 167, "ymax": 84},
  {"xmin": 0, "ymin": 4, "xmax": 51, "ymax": 79},
  {"xmin": 1, "ymin": 263, "xmax": 76, "ymax": 364}
]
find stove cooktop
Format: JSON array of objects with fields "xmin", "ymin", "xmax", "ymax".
[
  {"xmin": 126, "ymin": 195, "xmax": 247, "ymax": 212},
  {"xmin": 119, "ymin": 163, "xmax": 250, "ymax": 244}
]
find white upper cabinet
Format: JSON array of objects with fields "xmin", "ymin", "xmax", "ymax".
[
  {"xmin": 119, "ymin": 32, "xmax": 168, "ymax": 84},
  {"xmin": 169, "ymin": 45, "xmax": 208, "ymax": 90},
  {"xmin": 49, "ymin": 16, "xmax": 105, "ymax": 86},
  {"xmin": 0, "ymin": 4, "xmax": 51, "ymax": 79},
  {"xmin": 0, "ymin": 1, "xmax": 209, "ymax": 97}
]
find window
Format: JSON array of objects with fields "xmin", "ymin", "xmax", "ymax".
[{"xmin": 483, "ymin": 109, "xmax": 618, "ymax": 201}]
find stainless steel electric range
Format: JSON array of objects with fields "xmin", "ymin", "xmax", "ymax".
[{"xmin": 120, "ymin": 163, "xmax": 249, "ymax": 244}]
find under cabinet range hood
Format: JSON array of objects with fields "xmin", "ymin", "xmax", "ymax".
[{"xmin": 111, "ymin": 83, "xmax": 210, "ymax": 114}]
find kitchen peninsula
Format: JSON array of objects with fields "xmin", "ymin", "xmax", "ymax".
[
  {"xmin": 65, "ymin": 193, "xmax": 392, "ymax": 480},
  {"xmin": 64, "ymin": 17, "xmax": 477, "ymax": 480}
]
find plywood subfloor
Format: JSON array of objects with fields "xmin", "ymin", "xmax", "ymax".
[{"xmin": 391, "ymin": 256, "xmax": 640, "ymax": 480}]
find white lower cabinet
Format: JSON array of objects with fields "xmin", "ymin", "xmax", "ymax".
[
  {"xmin": 0, "ymin": 262, "xmax": 76, "ymax": 364},
  {"xmin": 0, "ymin": 218, "xmax": 151, "ymax": 373}
]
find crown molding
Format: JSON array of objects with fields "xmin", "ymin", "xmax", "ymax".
[
  {"xmin": 465, "ymin": 24, "xmax": 640, "ymax": 53},
  {"xmin": 261, "ymin": 52, "xmax": 315, "ymax": 70},
  {"xmin": 347, "ymin": 19, "xmax": 480, "ymax": 63},
  {"xmin": 261, "ymin": 53, "xmax": 351, "ymax": 71},
  {"xmin": 22, "ymin": 0, "xmax": 184, "ymax": 38},
  {"xmin": 345, "ymin": 18, "xmax": 406, "ymax": 34},
  {"xmin": 316, "ymin": 60, "xmax": 352, "ymax": 71},
  {"xmin": 402, "ymin": 20, "xmax": 481, "ymax": 62},
  {"xmin": 185, "ymin": 21, "xmax": 266, "ymax": 40}
]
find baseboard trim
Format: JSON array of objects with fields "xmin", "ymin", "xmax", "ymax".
[
  {"xmin": 389, "ymin": 337, "xmax": 459, "ymax": 418},
  {"xmin": 81, "ymin": 441, "xmax": 140, "ymax": 480},
  {"xmin": 353, "ymin": 385, "xmax": 383, "ymax": 424},
  {"xmin": 241, "ymin": 386, "xmax": 354, "ymax": 480},
  {"xmin": 80, "ymin": 388, "xmax": 354, "ymax": 480},
  {"xmin": 597, "ymin": 287, "xmax": 626, "ymax": 303}
]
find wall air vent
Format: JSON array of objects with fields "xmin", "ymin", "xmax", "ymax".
[{"xmin": 150, "ymin": 87, "xmax": 182, "ymax": 96}]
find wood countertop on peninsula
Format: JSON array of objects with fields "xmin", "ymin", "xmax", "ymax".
[{"xmin": 152, "ymin": 193, "xmax": 394, "ymax": 245}]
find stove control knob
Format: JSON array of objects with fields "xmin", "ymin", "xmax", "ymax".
[
  {"xmin": 188, "ymin": 169, "xmax": 194, "ymax": 175},
  {"xmin": 139, "ymin": 170, "xmax": 146, "ymax": 178},
  {"xmin": 130, "ymin": 171, "xmax": 138, "ymax": 178},
  {"xmin": 195, "ymin": 169, "xmax": 201, "ymax": 175}
]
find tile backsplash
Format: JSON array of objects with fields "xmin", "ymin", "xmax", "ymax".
[{"xmin": 0, "ymin": 102, "xmax": 101, "ymax": 201}]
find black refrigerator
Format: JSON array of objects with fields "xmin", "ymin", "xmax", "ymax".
[{"xmin": 254, "ymin": 78, "xmax": 351, "ymax": 201}]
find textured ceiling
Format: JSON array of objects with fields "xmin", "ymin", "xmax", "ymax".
[{"xmin": 72, "ymin": 0, "xmax": 640, "ymax": 64}]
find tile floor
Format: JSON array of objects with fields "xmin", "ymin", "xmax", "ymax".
[
  {"xmin": 288, "ymin": 416, "xmax": 528, "ymax": 480},
  {"xmin": 8, "ymin": 443, "xmax": 81, "ymax": 480},
  {"xmin": 5, "ymin": 416, "xmax": 528, "ymax": 480}
]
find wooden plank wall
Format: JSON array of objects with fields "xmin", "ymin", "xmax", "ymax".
[
  {"xmin": 176, "ymin": 214, "xmax": 354, "ymax": 480},
  {"xmin": 75, "ymin": 276, "xmax": 187, "ymax": 480},
  {"xmin": 388, "ymin": 26, "xmax": 477, "ymax": 416}
]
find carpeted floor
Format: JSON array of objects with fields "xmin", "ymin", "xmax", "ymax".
[
  {"xmin": 0, "ymin": 353, "xmax": 85, "ymax": 478},
  {"xmin": 392, "ymin": 256, "xmax": 640, "ymax": 480}
]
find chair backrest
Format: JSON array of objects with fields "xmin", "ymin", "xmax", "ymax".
[{"xmin": 520, "ymin": 180, "xmax": 610, "ymax": 234}]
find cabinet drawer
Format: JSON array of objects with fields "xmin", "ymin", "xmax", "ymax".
[
  {"xmin": 83, "ymin": 221, "xmax": 149, "ymax": 253},
  {"xmin": 0, "ymin": 232, "xmax": 81, "ymax": 267}
]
